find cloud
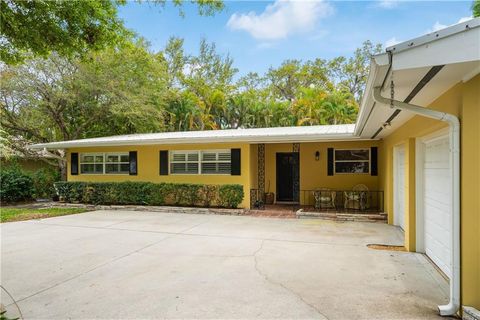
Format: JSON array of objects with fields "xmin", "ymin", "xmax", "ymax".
[
  {"xmin": 385, "ymin": 37, "xmax": 401, "ymax": 48},
  {"xmin": 227, "ymin": 0, "xmax": 334, "ymax": 40},
  {"xmin": 377, "ymin": 0, "xmax": 400, "ymax": 9},
  {"xmin": 427, "ymin": 16, "xmax": 473, "ymax": 33}
]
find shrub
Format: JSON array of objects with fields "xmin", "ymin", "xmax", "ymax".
[
  {"xmin": 30, "ymin": 167, "xmax": 61, "ymax": 199},
  {"xmin": 0, "ymin": 167, "xmax": 34, "ymax": 203},
  {"xmin": 54, "ymin": 181, "xmax": 245, "ymax": 208},
  {"xmin": 219, "ymin": 184, "xmax": 244, "ymax": 208}
]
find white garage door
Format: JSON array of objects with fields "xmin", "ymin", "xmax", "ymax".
[
  {"xmin": 423, "ymin": 135, "xmax": 452, "ymax": 278},
  {"xmin": 394, "ymin": 146, "xmax": 405, "ymax": 230}
]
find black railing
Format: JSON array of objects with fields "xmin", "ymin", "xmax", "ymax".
[
  {"xmin": 250, "ymin": 189, "xmax": 384, "ymax": 212},
  {"xmin": 299, "ymin": 190, "xmax": 384, "ymax": 212}
]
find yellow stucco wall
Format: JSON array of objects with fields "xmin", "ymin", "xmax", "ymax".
[
  {"xmin": 380, "ymin": 75, "xmax": 480, "ymax": 309},
  {"xmin": 261, "ymin": 141, "xmax": 381, "ymax": 205},
  {"xmin": 67, "ymin": 142, "xmax": 251, "ymax": 208}
]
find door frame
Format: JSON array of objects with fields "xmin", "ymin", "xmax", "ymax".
[
  {"xmin": 415, "ymin": 127, "xmax": 450, "ymax": 254},
  {"xmin": 275, "ymin": 152, "xmax": 300, "ymax": 202},
  {"xmin": 393, "ymin": 144, "xmax": 406, "ymax": 230}
]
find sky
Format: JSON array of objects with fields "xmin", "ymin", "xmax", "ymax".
[{"xmin": 118, "ymin": 1, "xmax": 473, "ymax": 77}]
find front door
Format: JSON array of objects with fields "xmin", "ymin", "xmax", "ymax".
[{"xmin": 276, "ymin": 153, "xmax": 299, "ymax": 202}]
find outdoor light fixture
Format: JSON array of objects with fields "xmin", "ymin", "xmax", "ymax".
[
  {"xmin": 382, "ymin": 121, "xmax": 392, "ymax": 129},
  {"xmin": 315, "ymin": 151, "xmax": 320, "ymax": 161}
]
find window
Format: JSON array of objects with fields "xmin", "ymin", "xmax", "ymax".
[
  {"xmin": 201, "ymin": 150, "xmax": 231, "ymax": 174},
  {"xmin": 170, "ymin": 151, "xmax": 199, "ymax": 174},
  {"xmin": 80, "ymin": 153, "xmax": 129, "ymax": 174},
  {"xmin": 170, "ymin": 150, "xmax": 231, "ymax": 175},
  {"xmin": 105, "ymin": 154, "xmax": 130, "ymax": 174},
  {"xmin": 334, "ymin": 149, "xmax": 370, "ymax": 174},
  {"xmin": 80, "ymin": 154, "xmax": 104, "ymax": 174}
]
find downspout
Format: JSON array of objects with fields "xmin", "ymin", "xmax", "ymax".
[{"xmin": 373, "ymin": 86, "xmax": 460, "ymax": 316}]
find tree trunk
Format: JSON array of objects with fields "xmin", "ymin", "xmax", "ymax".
[{"xmin": 58, "ymin": 159, "xmax": 67, "ymax": 181}]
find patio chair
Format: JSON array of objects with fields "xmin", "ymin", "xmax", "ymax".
[
  {"xmin": 344, "ymin": 184, "xmax": 369, "ymax": 210},
  {"xmin": 313, "ymin": 188, "xmax": 336, "ymax": 210}
]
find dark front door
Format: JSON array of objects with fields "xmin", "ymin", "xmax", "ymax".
[{"xmin": 276, "ymin": 152, "xmax": 299, "ymax": 202}]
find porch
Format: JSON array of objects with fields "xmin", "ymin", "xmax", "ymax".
[{"xmin": 248, "ymin": 141, "xmax": 384, "ymax": 217}]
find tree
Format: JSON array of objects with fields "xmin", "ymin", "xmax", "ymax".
[
  {"xmin": 328, "ymin": 40, "xmax": 382, "ymax": 103},
  {"xmin": 0, "ymin": 0, "xmax": 224, "ymax": 65},
  {"xmin": 0, "ymin": 41, "xmax": 167, "ymax": 176},
  {"xmin": 473, "ymin": 0, "xmax": 480, "ymax": 17}
]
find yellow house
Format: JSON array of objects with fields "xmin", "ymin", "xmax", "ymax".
[{"xmin": 31, "ymin": 18, "xmax": 479, "ymax": 317}]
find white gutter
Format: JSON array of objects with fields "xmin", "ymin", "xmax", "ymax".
[{"xmin": 373, "ymin": 86, "xmax": 460, "ymax": 316}]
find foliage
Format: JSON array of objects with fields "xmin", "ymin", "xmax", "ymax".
[
  {"xmin": 0, "ymin": 0, "xmax": 224, "ymax": 65},
  {"xmin": 0, "ymin": 207, "xmax": 87, "ymax": 223},
  {"xmin": 30, "ymin": 167, "xmax": 61, "ymax": 199},
  {"xmin": 218, "ymin": 185, "xmax": 244, "ymax": 208},
  {"xmin": 1, "ymin": 38, "xmax": 380, "ymax": 170},
  {"xmin": 54, "ymin": 181, "xmax": 245, "ymax": 208},
  {"xmin": 473, "ymin": 0, "xmax": 480, "ymax": 17},
  {"xmin": 0, "ymin": 166, "xmax": 34, "ymax": 203}
]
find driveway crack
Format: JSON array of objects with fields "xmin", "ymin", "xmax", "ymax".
[{"xmin": 253, "ymin": 240, "xmax": 329, "ymax": 320}]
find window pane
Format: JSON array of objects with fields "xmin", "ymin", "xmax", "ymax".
[
  {"xmin": 218, "ymin": 162, "xmax": 231, "ymax": 174},
  {"xmin": 120, "ymin": 164, "xmax": 129, "ymax": 172},
  {"xmin": 202, "ymin": 152, "xmax": 217, "ymax": 161},
  {"xmin": 105, "ymin": 164, "xmax": 118, "ymax": 173},
  {"xmin": 94, "ymin": 164, "xmax": 103, "ymax": 173},
  {"xmin": 82, "ymin": 155, "xmax": 94, "ymax": 162},
  {"xmin": 95, "ymin": 155, "xmax": 104, "ymax": 162},
  {"xmin": 120, "ymin": 155, "xmax": 129, "ymax": 162},
  {"xmin": 81, "ymin": 164, "xmax": 94, "ymax": 173},
  {"xmin": 186, "ymin": 163, "xmax": 199, "ymax": 174},
  {"xmin": 106, "ymin": 155, "xmax": 118, "ymax": 163},
  {"xmin": 187, "ymin": 152, "xmax": 199, "ymax": 161},
  {"xmin": 335, "ymin": 161, "xmax": 369, "ymax": 174},
  {"xmin": 335, "ymin": 149, "xmax": 369, "ymax": 161},
  {"xmin": 218, "ymin": 152, "xmax": 231, "ymax": 161},
  {"xmin": 172, "ymin": 153, "xmax": 186, "ymax": 162},
  {"xmin": 201, "ymin": 162, "xmax": 217, "ymax": 174},
  {"xmin": 171, "ymin": 163, "xmax": 186, "ymax": 173}
]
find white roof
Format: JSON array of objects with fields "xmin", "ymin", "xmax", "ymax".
[
  {"xmin": 30, "ymin": 124, "xmax": 358, "ymax": 149},
  {"xmin": 355, "ymin": 17, "xmax": 480, "ymax": 139}
]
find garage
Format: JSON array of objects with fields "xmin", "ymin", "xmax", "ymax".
[
  {"xmin": 421, "ymin": 133, "xmax": 452, "ymax": 278},
  {"xmin": 394, "ymin": 145, "xmax": 406, "ymax": 230}
]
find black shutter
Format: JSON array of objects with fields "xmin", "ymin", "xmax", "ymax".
[
  {"xmin": 231, "ymin": 148, "xmax": 241, "ymax": 175},
  {"xmin": 71, "ymin": 152, "xmax": 79, "ymax": 175},
  {"xmin": 129, "ymin": 151, "xmax": 137, "ymax": 175},
  {"xmin": 371, "ymin": 147, "xmax": 378, "ymax": 176},
  {"xmin": 159, "ymin": 150, "xmax": 169, "ymax": 175},
  {"xmin": 327, "ymin": 148, "xmax": 334, "ymax": 176}
]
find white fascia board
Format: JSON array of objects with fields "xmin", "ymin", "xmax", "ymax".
[
  {"xmin": 391, "ymin": 21, "xmax": 480, "ymax": 71},
  {"xmin": 29, "ymin": 126, "xmax": 366, "ymax": 150},
  {"xmin": 354, "ymin": 53, "xmax": 390, "ymax": 136}
]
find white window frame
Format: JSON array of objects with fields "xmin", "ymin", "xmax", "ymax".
[
  {"xmin": 169, "ymin": 149, "xmax": 231, "ymax": 175},
  {"xmin": 334, "ymin": 148, "xmax": 370, "ymax": 175},
  {"xmin": 170, "ymin": 150, "xmax": 201, "ymax": 175},
  {"xmin": 200, "ymin": 149, "xmax": 232, "ymax": 175},
  {"xmin": 79, "ymin": 152, "xmax": 129, "ymax": 175},
  {"xmin": 104, "ymin": 153, "xmax": 130, "ymax": 174}
]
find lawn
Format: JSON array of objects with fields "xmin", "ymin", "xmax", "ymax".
[{"xmin": 0, "ymin": 207, "xmax": 88, "ymax": 223}]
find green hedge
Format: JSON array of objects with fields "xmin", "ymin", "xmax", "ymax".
[
  {"xmin": 54, "ymin": 181, "xmax": 245, "ymax": 208},
  {"xmin": 0, "ymin": 167, "xmax": 34, "ymax": 203}
]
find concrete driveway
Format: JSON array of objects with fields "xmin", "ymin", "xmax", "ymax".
[{"xmin": 1, "ymin": 210, "xmax": 449, "ymax": 319}]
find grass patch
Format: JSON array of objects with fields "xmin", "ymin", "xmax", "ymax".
[{"xmin": 0, "ymin": 207, "xmax": 88, "ymax": 223}]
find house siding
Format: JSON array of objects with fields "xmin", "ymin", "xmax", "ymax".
[
  {"xmin": 380, "ymin": 75, "xmax": 480, "ymax": 309},
  {"xmin": 67, "ymin": 142, "xmax": 252, "ymax": 208}
]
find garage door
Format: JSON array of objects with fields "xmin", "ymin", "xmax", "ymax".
[
  {"xmin": 394, "ymin": 146, "xmax": 405, "ymax": 230},
  {"xmin": 423, "ymin": 135, "xmax": 452, "ymax": 278}
]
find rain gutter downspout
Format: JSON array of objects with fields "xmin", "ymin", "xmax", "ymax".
[{"xmin": 373, "ymin": 86, "xmax": 460, "ymax": 317}]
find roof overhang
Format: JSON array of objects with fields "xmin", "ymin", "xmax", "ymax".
[
  {"xmin": 29, "ymin": 124, "xmax": 367, "ymax": 150},
  {"xmin": 356, "ymin": 18, "xmax": 480, "ymax": 139}
]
